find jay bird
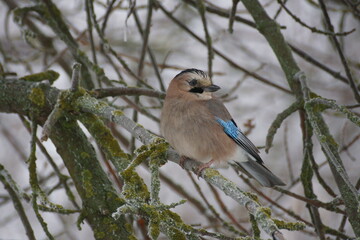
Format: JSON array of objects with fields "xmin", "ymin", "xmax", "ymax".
[{"xmin": 160, "ymin": 69, "xmax": 285, "ymax": 187}]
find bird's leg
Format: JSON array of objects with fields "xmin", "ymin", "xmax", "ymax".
[
  {"xmin": 196, "ymin": 159, "xmax": 215, "ymax": 178},
  {"xmin": 179, "ymin": 156, "xmax": 190, "ymax": 169}
]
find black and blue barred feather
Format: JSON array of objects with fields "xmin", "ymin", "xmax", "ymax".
[{"xmin": 215, "ymin": 118, "xmax": 263, "ymax": 164}]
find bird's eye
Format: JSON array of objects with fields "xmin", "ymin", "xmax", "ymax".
[{"xmin": 188, "ymin": 79, "xmax": 198, "ymax": 86}]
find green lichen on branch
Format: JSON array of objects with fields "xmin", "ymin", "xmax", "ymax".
[
  {"xmin": 112, "ymin": 138, "xmax": 224, "ymax": 239},
  {"xmin": 28, "ymin": 121, "xmax": 55, "ymax": 239},
  {"xmin": 243, "ymin": 191, "xmax": 260, "ymax": 204},
  {"xmin": 249, "ymin": 214, "xmax": 260, "ymax": 239},
  {"xmin": 20, "ymin": 70, "xmax": 59, "ymax": 84},
  {"xmin": 162, "ymin": 226, "xmax": 186, "ymax": 240},
  {"xmin": 306, "ymin": 97, "xmax": 360, "ymax": 127},
  {"xmin": 0, "ymin": 78, "xmax": 137, "ymax": 239},
  {"xmin": 112, "ymin": 109, "xmax": 124, "ymax": 116},
  {"xmin": 51, "ymin": 119, "xmax": 135, "ymax": 239},
  {"xmin": 29, "ymin": 87, "xmax": 46, "ymax": 107},
  {"xmin": 78, "ymin": 112, "xmax": 131, "ymax": 171},
  {"xmin": 82, "ymin": 170, "xmax": 94, "ymax": 198},
  {"xmin": 252, "ymin": 206, "xmax": 278, "ymax": 236},
  {"xmin": 298, "ymin": 72, "xmax": 360, "ymax": 236},
  {"xmin": 121, "ymin": 166, "xmax": 150, "ymax": 202},
  {"xmin": 252, "ymin": 205, "xmax": 306, "ymax": 235},
  {"xmin": 149, "ymin": 138, "xmax": 169, "ymax": 204},
  {"xmin": 37, "ymin": 205, "xmax": 79, "ymax": 214},
  {"xmin": 120, "ymin": 138, "xmax": 168, "ymax": 202},
  {"xmin": 273, "ymin": 219, "xmax": 306, "ymax": 231},
  {"xmin": 120, "ymin": 147, "xmax": 150, "ymax": 202},
  {"xmin": 57, "ymin": 88, "xmax": 87, "ymax": 112},
  {"xmin": 301, "ymin": 142, "xmax": 316, "ymax": 198},
  {"xmin": 257, "ymin": 206, "xmax": 271, "ymax": 218},
  {"xmin": 148, "ymin": 217, "xmax": 160, "ymax": 239},
  {"xmin": 113, "ymin": 200, "xmax": 192, "ymax": 240},
  {"xmin": 41, "ymin": 87, "xmax": 87, "ymax": 141},
  {"xmin": 149, "ymin": 138, "xmax": 169, "ymax": 166}
]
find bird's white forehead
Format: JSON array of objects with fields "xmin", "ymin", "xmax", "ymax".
[{"xmin": 184, "ymin": 72, "xmax": 212, "ymax": 85}]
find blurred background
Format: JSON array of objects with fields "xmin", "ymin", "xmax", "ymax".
[{"xmin": 0, "ymin": 0, "xmax": 359, "ymax": 239}]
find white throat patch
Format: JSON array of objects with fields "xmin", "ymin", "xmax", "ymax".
[{"xmin": 196, "ymin": 92, "xmax": 212, "ymax": 100}]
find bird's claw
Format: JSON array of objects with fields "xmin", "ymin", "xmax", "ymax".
[{"xmin": 195, "ymin": 159, "xmax": 215, "ymax": 179}]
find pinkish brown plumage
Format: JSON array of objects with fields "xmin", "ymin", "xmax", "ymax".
[{"xmin": 160, "ymin": 69, "xmax": 285, "ymax": 187}]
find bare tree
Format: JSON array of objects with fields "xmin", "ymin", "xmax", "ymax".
[{"xmin": 0, "ymin": 0, "xmax": 359, "ymax": 239}]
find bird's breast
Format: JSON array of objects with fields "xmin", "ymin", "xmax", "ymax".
[{"xmin": 161, "ymin": 99, "xmax": 238, "ymax": 166}]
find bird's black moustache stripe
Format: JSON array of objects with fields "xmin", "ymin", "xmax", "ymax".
[{"xmin": 189, "ymin": 87, "xmax": 204, "ymax": 93}]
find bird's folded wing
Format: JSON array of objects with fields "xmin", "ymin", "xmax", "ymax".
[{"xmin": 205, "ymin": 98, "xmax": 263, "ymax": 163}]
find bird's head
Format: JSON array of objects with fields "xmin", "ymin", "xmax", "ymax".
[{"xmin": 166, "ymin": 69, "xmax": 220, "ymax": 100}]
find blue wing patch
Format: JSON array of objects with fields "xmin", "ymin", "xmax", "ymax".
[{"xmin": 216, "ymin": 118, "xmax": 263, "ymax": 163}]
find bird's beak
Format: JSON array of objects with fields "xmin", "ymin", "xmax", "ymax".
[{"xmin": 204, "ymin": 84, "xmax": 221, "ymax": 92}]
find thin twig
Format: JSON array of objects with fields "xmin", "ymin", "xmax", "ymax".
[
  {"xmin": 274, "ymin": 186, "xmax": 345, "ymax": 214},
  {"xmin": 184, "ymin": 0, "xmax": 352, "ymax": 87},
  {"xmin": 196, "ymin": 0, "xmax": 213, "ymax": 78},
  {"xmin": 43, "ymin": 63, "xmax": 82, "ymax": 141},
  {"xmin": 133, "ymin": 9, "xmax": 165, "ymax": 91},
  {"xmin": 273, "ymin": 0, "xmax": 287, "ymax": 19},
  {"xmin": 318, "ymin": 0, "xmax": 360, "ymax": 102},
  {"xmin": 237, "ymin": 174, "xmax": 314, "ymax": 228},
  {"xmin": 19, "ymin": 116, "xmax": 80, "ymax": 209},
  {"xmin": 136, "ymin": 0, "xmax": 153, "ymax": 79},
  {"xmin": 70, "ymin": 62, "xmax": 81, "ymax": 92},
  {"xmin": 277, "ymin": 0, "xmax": 355, "ymax": 36},
  {"xmin": 85, "ymin": 0, "xmax": 98, "ymax": 65},
  {"xmin": 40, "ymin": 96, "xmax": 63, "ymax": 142},
  {"xmin": 131, "ymin": 0, "xmax": 155, "ymax": 152},
  {"xmin": 188, "ymin": 172, "xmax": 247, "ymax": 236},
  {"xmin": 340, "ymin": 133, "xmax": 360, "ymax": 152},
  {"xmin": 308, "ymin": 151, "xmax": 337, "ymax": 198},
  {"xmin": 101, "ymin": 0, "xmax": 117, "ymax": 35},
  {"xmin": 0, "ymin": 123, "xmax": 28, "ymax": 160},
  {"xmin": 0, "ymin": 165, "xmax": 36, "ymax": 240},
  {"xmin": 300, "ymin": 111, "xmax": 326, "ymax": 240},
  {"xmin": 298, "ymin": 71, "xmax": 360, "ymax": 235},
  {"xmin": 84, "ymin": 0, "xmax": 154, "ymax": 89},
  {"xmin": 158, "ymin": 2, "xmax": 292, "ymax": 94},
  {"xmin": 283, "ymin": 124, "xmax": 295, "ymax": 182},
  {"xmin": 157, "ymin": 170, "xmax": 217, "ymax": 223},
  {"xmin": 207, "ymin": 183, "xmax": 249, "ymax": 233},
  {"xmin": 336, "ymin": 215, "xmax": 348, "ymax": 240},
  {"xmin": 91, "ymin": 87, "xmax": 166, "ymax": 99},
  {"xmin": 289, "ymin": 44, "xmax": 352, "ymax": 87},
  {"xmin": 121, "ymin": 96, "xmax": 160, "ymax": 122},
  {"xmin": 228, "ymin": 0, "xmax": 240, "ymax": 33},
  {"xmin": 266, "ymin": 101, "xmax": 301, "ymax": 153},
  {"xmin": 29, "ymin": 121, "xmax": 55, "ymax": 239}
]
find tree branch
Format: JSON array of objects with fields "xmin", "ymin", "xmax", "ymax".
[
  {"xmin": 0, "ymin": 79, "xmax": 135, "ymax": 239},
  {"xmin": 91, "ymin": 87, "xmax": 166, "ymax": 99},
  {"xmin": 297, "ymin": 72, "xmax": 360, "ymax": 236},
  {"xmin": 317, "ymin": 0, "xmax": 360, "ymax": 103},
  {"xmin": 76, "ymin": 94, "xmax": 295, "ymax": 239},
  {"xmin": 0, "ymin": 164, "xmax": 36, "ymax": 240}
]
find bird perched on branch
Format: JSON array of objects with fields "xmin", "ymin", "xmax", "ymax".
[{"xmin": 160, "ymin": 68, "xmax": 285, "ymax": 187}]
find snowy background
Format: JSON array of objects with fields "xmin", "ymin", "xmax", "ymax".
[{"xmin": 0, "ymin": 0, "xmax": 359, "ymax": 239}]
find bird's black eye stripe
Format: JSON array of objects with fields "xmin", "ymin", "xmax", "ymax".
[
  {"xmin": 189, "ymin": 87, "xmax": 204, "ymax": 93},
  {"xmin": 188, "ymin": 79, "xmax": 198, "ymax": 86}
]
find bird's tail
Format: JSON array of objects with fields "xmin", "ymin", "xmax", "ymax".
[{"xmin": 234, "ymin": 160, "xmax": 286, "ymax": 187}]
